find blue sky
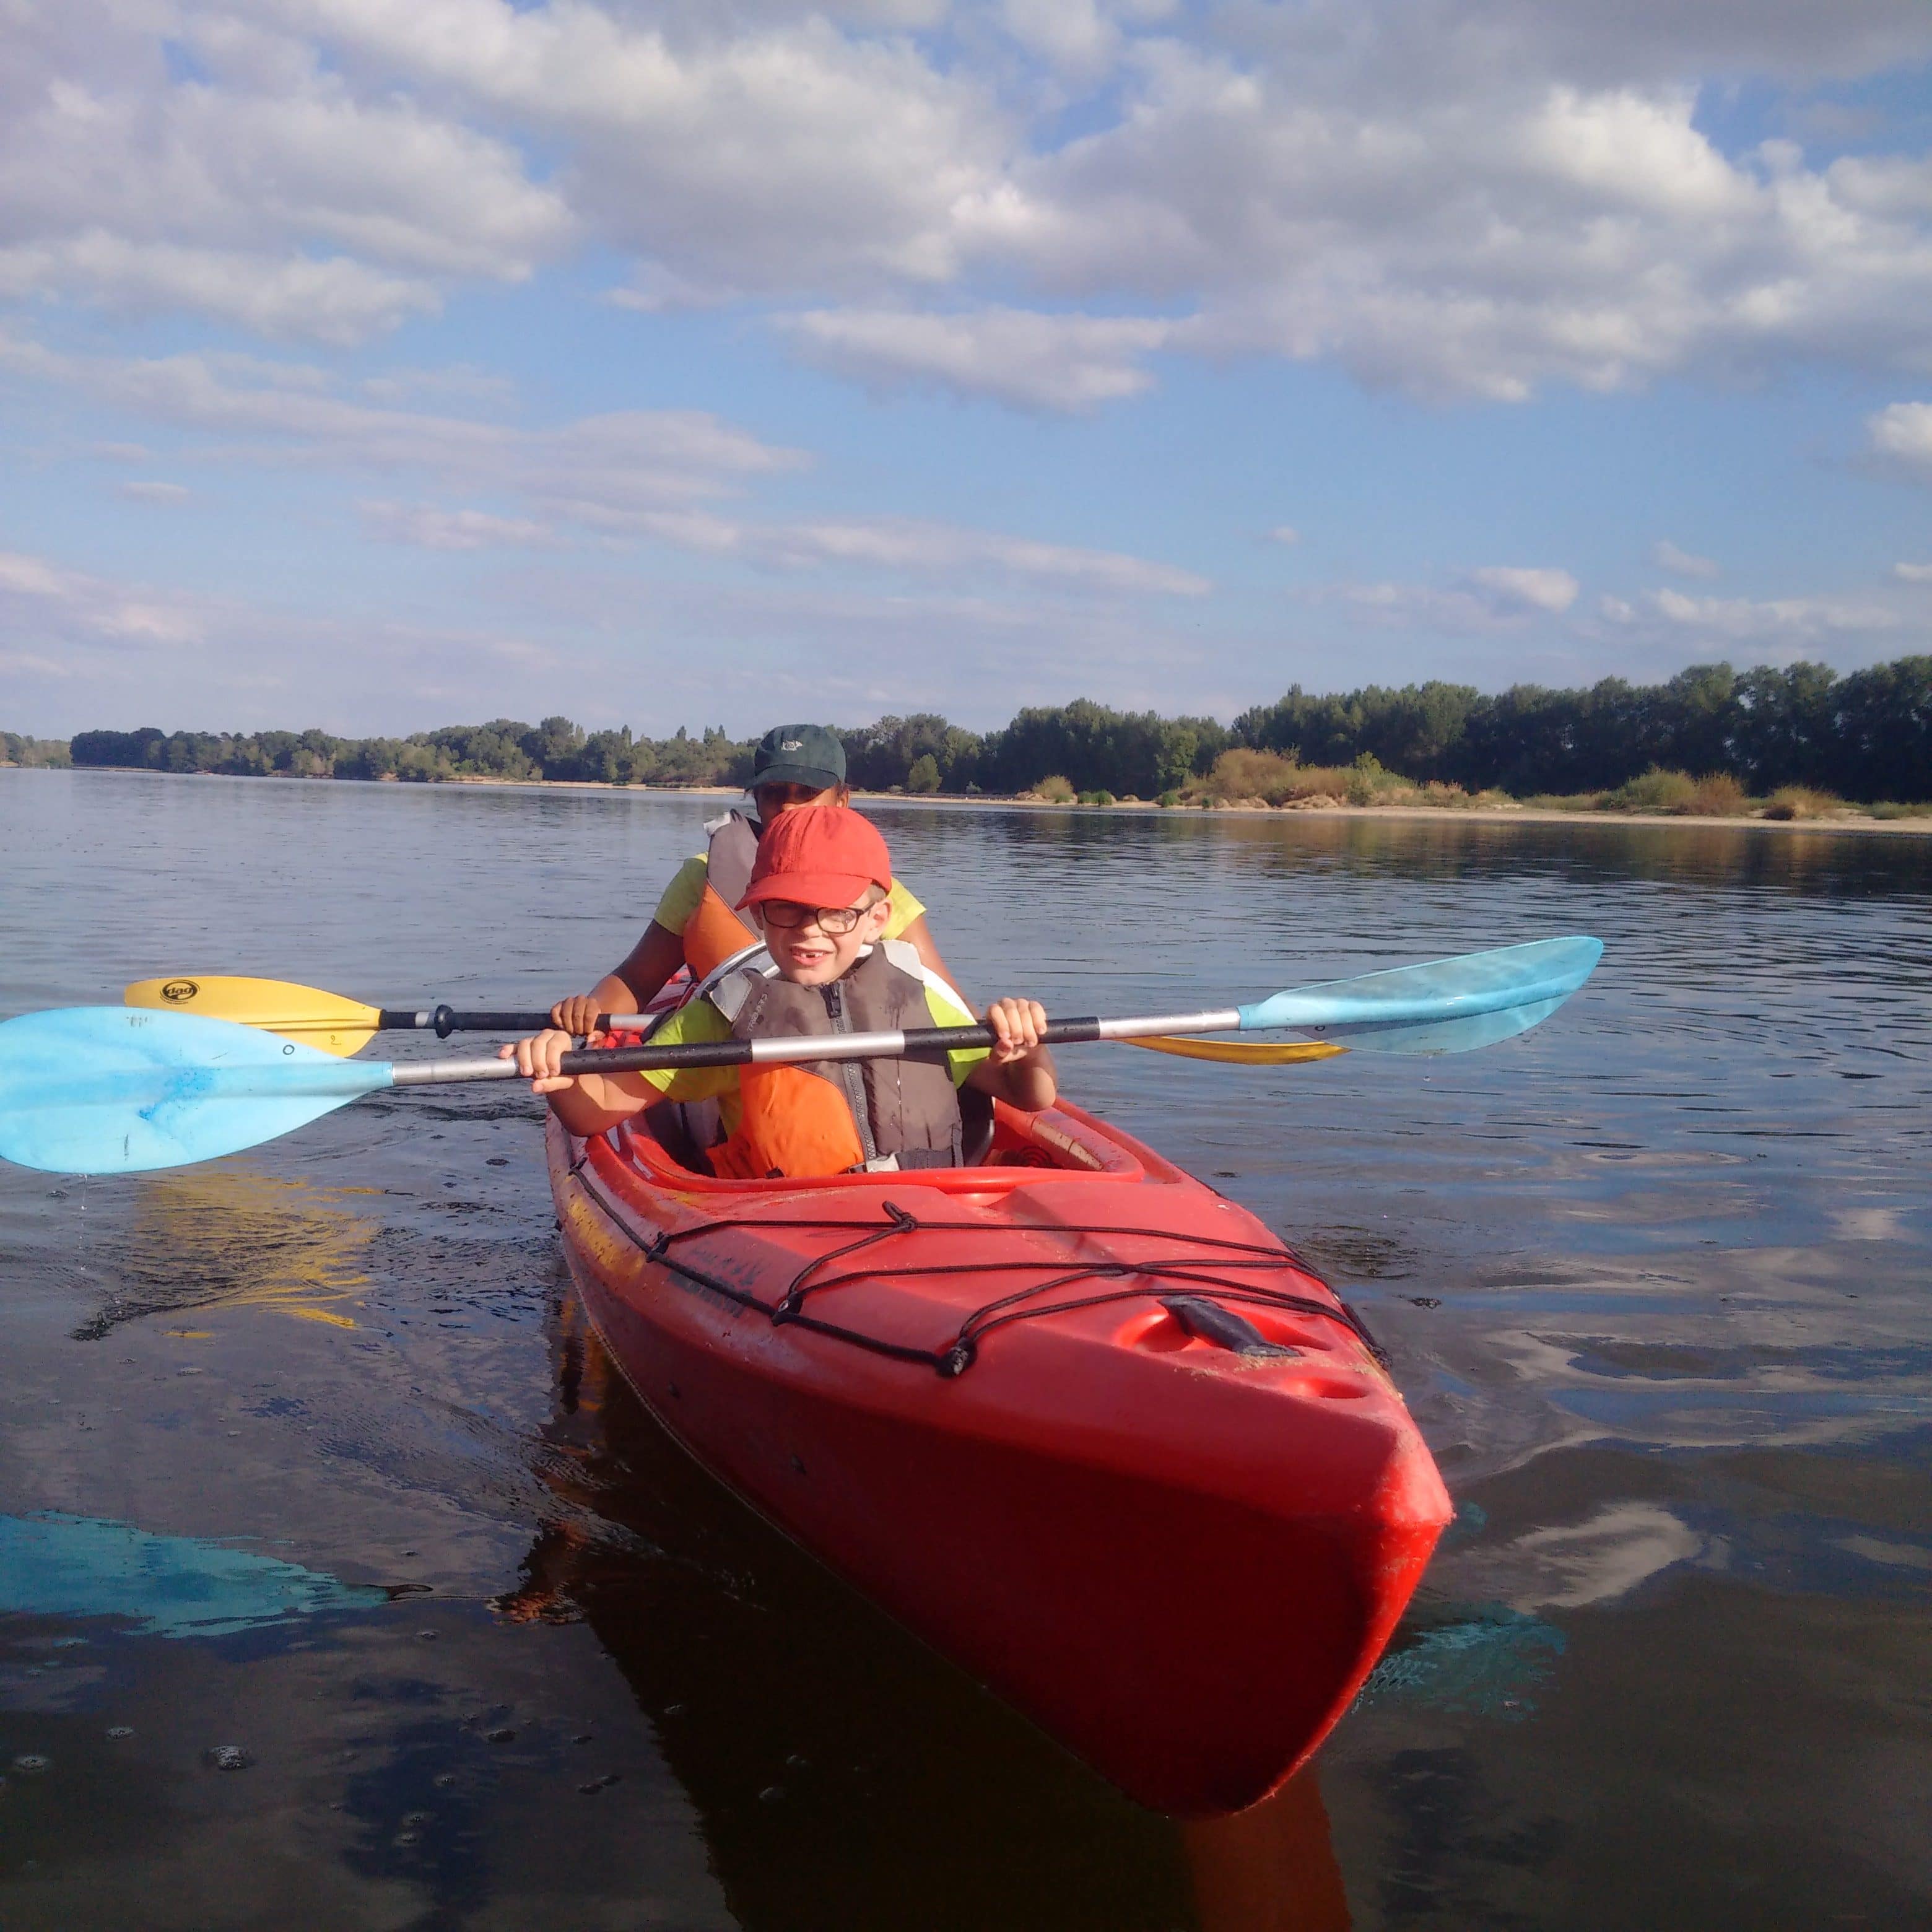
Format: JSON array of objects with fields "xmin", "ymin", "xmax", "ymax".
[{"xmin": 3, "ymin": 1, "xmax": 1931, "ymax": 739}]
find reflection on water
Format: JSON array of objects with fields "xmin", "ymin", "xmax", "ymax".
[
  {"xmin": 76, "ymin": 1168, "xmax": 375, "ymax": 1339},
  {"xmin": 2, "ymin": 770, "xmax": 1930, "ymax": 1927},
  {"xmin": 1354, "ymin": 1606, "xmax": 1564, "ymax": 1721},
  {"xmin": 0, "ymin": 1513, "xmax": 389, "ymax": 1636}
]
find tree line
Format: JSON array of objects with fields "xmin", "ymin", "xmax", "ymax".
[
  {"xmin": 34, "ymin": 655, "xmax": 1932, "ymax": 802},
  {"xmin": 1, "ymin": 731, "xmax": 70, "ymax": 768}
]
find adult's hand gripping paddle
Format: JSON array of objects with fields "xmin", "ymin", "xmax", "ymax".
[{"xmin": 12, "ymin": 937, "xmax": 1603, "ymax": 1175}]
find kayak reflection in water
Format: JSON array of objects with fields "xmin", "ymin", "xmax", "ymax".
[
  {"xmin": 499, "ymin": 1286, "xmax": 1354, "ymax": 1932},
  {"xmin": 548, "ymin": 723, "xmax": 960, "ymax": 1037}
]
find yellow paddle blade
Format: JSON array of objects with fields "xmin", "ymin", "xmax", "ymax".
[
  {"xmin": 1126, "ymin": 1035, "xmax": 1347, "ymax": 1066},
  {"xmin": 124, "ymin": 976, "xmax": 380, "ymax": 1058}
]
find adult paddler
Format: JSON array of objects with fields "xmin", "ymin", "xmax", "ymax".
[{"xmin": 549, "ymin": 723, "xmax": 955, "ymax": 1033}]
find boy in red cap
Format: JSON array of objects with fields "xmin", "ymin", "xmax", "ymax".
[{"xmin": 505, "ymin": 806, "xmax": 1054, "ymax": 1178}]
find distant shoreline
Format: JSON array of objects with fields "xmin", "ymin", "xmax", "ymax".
[{"xmin": 17, "ymin": 762, "xmax": 1932, "ymax": 836}]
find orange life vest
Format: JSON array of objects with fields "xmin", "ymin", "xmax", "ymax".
[
  {"xmin": 681, "ymin": 811, "xmax": 762, "ymax": 978},
  {"xmin": 703, "ymin": 943, "xmax": 966, "ymax": 1182}
]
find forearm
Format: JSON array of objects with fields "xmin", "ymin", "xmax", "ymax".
[
  {"xmin": 587, "ymin": 973, "xmax": 640, "ymax": 1017},
  {"xmin": 970, "ymin": 1047, "xmax": 1056, "ymax": 1113},
  {"xmin": 545, "ymin": 1071, "xmax": 654, "ymax": 1138},
  {"xmin": 611, "ymin": 921, "xmax": 685, "ymax": 1007}
]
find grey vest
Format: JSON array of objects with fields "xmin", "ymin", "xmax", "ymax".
[
  {"xmin": 713, "ymin": 941, "xmax": 964, "ymax": 1170},
  {"xmin": 702, "ymin": 811, "xmax": 760, "ymax": 914}
]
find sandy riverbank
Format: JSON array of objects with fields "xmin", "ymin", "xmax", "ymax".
[{"xmin": 27, "ymin": 764, "xmax": 1931, "ymax": 833}]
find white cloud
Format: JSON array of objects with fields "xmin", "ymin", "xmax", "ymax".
[
  {"xmin": 1651, "ymin": 585, "xmax": 1902, "ymax": 644},
  {"xmin": 0, "ymin": 546, "xmax": 206, "ymax": 649},
  {"xmin": 1336, "ymin": 564, "xmax": 1578, "ymax": 630},
  {"xmin": 0, "ymin": 236, "xmax": 438, "ymax": 345},
  {"xmin": 117, "ymin": 480, "xmax": 191, "ymax": 504},
  {"xmin": 1896, "ymin": 561, "xmax": 1932, "ymax": 583},
  {"xmin": 999, "ymin": 0, "xmax": 1121, "ymax": 81},
  {"xmin": 0, "ymin": 331, "xmax": 806, "ymax": 527},
  {"xmin": 8, "ymin": 2, "xmax": 1932, "ymax": 401},
  {"xmin": 757, "ymin": 516, "xmax": 1209, "ymax": 594},
  {"xmin": 1021, "ymin": 48, "xmax": 1932, "ymax": 402},
  {"xmin": 1470, "ymin": 565, "xmax": 1580, "ymax": 613},
  {"xmin": 360, "ymin": 502, "xmax": 554, "ymax": 550},
  {"xmin": 782, "ymin": 307, "xmax": 1170, "ymax": 411},
  {"xmin": 0, "ymin": 4, "xmax": 573, "ymax": 342},
  {"xmin": 1267, "ymin": 525, "xmax": 1300, "ymax": 546},
  {"xmin": 1869, "ymin": 401, "xmax": 1932, "ymax": 477},
  {"xmin": 289, "ymin": 0, "xmax": 1013, "ymax": 289},
  {"xmin": 1653, "ymin": 538, "xmax": 1720, "ymax": 578},
  {"xmin": 3, "ymin": 328, "xmax": 1207, "ymax": 606}
]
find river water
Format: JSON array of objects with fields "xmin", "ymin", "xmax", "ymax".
[{"xmin": 1, "ymin": 768, "xmax": 1928, "ymax": 1931}]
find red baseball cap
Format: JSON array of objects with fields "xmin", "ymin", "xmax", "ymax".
[{"xmin": 738, "ymin": 803, "xmax": 892, "ymax": 911}]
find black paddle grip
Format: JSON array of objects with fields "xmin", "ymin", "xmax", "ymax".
[{"xmin": 428, "ymin": 1006, "xmax": 558, "ymax": 1038}]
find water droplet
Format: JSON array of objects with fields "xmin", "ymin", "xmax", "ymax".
[
  {"xmin": 12, "ymin": 1755, "xmax": 50, "ymax": 1774},
  {"xmin": 416, "ymin": 1629, "xmax": 438, "ymax": 1642},
  {"xmin": 105, "ymin": 1726, "xmax": 134, "ymax": 1740},
  {"xmin": 486, "ymin": 1728, "xmax": 516, "ymax": 1744},
  {"xmin": 758, "ymin": 1785, "xmax": 784, "ymax": 1804},
  {"xmin": 204, "ymin": 1745, "xmax": 252, "ymax": 1771}
]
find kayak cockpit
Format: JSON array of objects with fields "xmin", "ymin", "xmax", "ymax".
[{"xmin": 619, "ymin": 1094, "xmax": 1150, "ymax": 1195}]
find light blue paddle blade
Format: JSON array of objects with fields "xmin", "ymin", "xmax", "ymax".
[
  {"xmin": 1237, "ymin": 936, "xmax": 1603, "ymax": 1055},
  {"xmin": 0, "ymin": 1007, "xmax": 393, "ymax": 1175}
]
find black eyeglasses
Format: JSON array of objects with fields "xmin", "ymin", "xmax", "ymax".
[{"xmin": 758, "ymin": 900, "xmax": 868, "ymax": 934}]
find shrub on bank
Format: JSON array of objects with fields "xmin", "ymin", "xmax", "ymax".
[
  {"xmin": 1603, "ymin": 767, "xmax": 1698, "ymax": 814},
  {"xmin": 1027, "ymin": 774, "xmax": 1076, "ymax": 803},
  {"xmin": 1186, "ymin": 748, "xmax": 1357, "ymax": 807},
  {"xmin": 1762, "ymin": 785, "xmax": 1845, "ymax": 820},
  {"xmin": 1685, "ymin": 772, "xmax": 1749, "ymax": 816}
]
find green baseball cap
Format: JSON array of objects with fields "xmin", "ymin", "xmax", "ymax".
[{"xmin": 752, "ymin": 723, "xmax": 846, "ymax": 791}]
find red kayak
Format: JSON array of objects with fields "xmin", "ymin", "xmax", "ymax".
[{"xmin": 547, "ymin": 1095, "xmax": 1450, "ymax": 1817}]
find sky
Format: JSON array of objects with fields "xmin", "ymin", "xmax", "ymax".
[{"xmin": 2, "ymin": 0, "xmax": 1931, "ymax": 740}]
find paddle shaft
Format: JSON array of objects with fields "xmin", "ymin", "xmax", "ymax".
[
  {"xmin": 383, "ymin": 1006, "xmax": 650, "ymax": 1037},
  {"xmin": 388, "ymin": 1009, "xmax": 1242, "ymax": 1086}
]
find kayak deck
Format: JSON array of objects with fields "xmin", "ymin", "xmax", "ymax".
[{"xmin": 549, "ymin": 1096, "xmax": 1450, "ymax": 1816}]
